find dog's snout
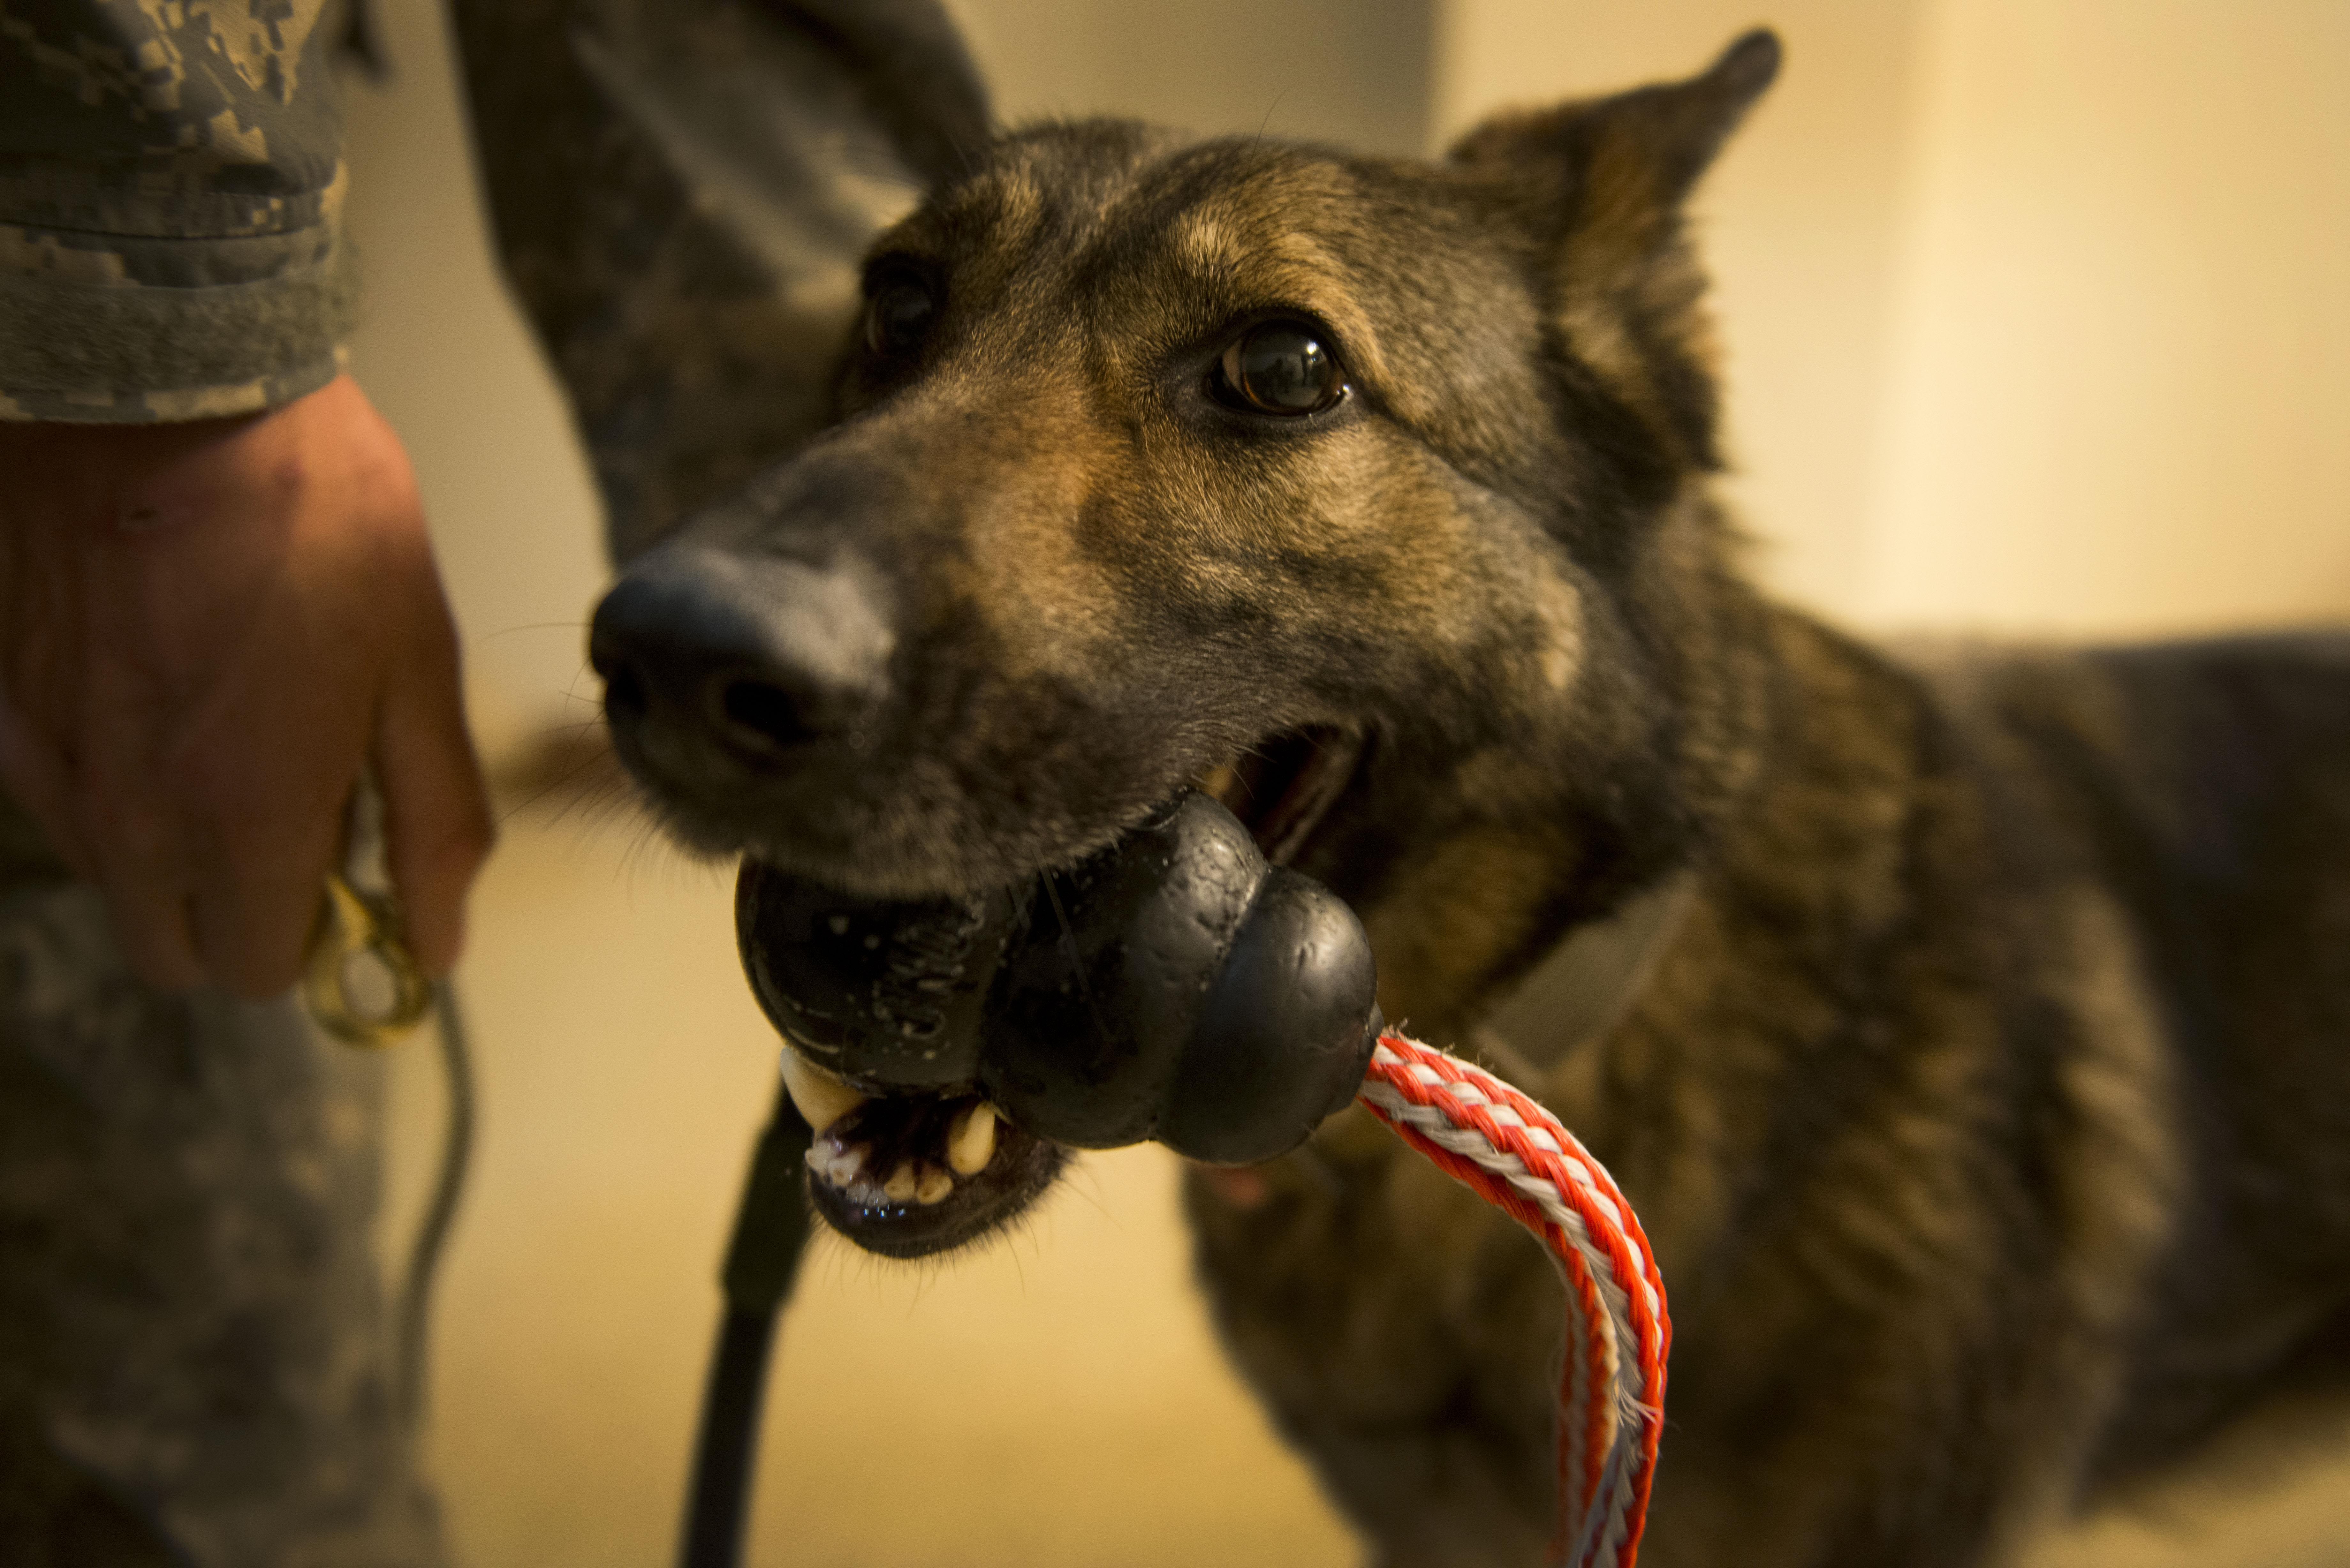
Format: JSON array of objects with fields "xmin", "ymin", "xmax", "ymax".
[{"xmin": 589, "ymin": 545, "xmax": 895, "ymax": 770}]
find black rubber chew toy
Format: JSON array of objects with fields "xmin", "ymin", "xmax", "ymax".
[{"xmin": 736, "ymin": 791, "xmax": 1382, "ymax": 1164}]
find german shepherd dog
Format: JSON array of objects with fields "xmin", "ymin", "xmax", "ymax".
[{"xmin": 457, "ymin": 6, "xmax": 2350, "ymax": 1563}]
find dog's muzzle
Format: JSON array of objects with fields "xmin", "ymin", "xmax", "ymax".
[{"xmin": 737, "ymin": 792, "xmax": 1383, "ymax": 1256}]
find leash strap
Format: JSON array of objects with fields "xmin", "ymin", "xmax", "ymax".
[
  {"xmin": 682, "ymin": 1037, "xmax": 1668, "ymax": 1568},
  {"xmin": 1357, "ymin": 1033, "xmax": 1668, "ymax": 1568},
  {"xmin": 295, "ymin": 818, "xmax": 473, "ymax": 1427},
  {"xmin": 681, "ymin": 1086, "xmax": 817, "ymax": 1568}
]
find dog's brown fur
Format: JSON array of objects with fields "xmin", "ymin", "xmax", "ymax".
[{"xmin": 460, "ymin": 11, "xmax": 2350, "ymax": 1564}]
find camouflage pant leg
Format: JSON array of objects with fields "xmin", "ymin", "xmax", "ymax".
[{"xmin": 0, "ymin": 819, "xmax": 451, "ymax": 1567}]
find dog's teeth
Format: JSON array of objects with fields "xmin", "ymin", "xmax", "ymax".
[
  {"xmin": 780, "ymin": 1046, "xmax": 867, "ymax": 1134},
  {"xmin": 822, "ymin": 1143, "xmax": 868, "ymax": 1188},
  {"xmin": 914, "ymin": 1165, "xmax": 953, "ymax": 1206},
  {"xmin": 882, "ymin": 1161, "xmax": 918, "ymax": 1203},
  {"xmin": 947, "ymin": 1101, "xmax": 998, "ymax": 1176}
]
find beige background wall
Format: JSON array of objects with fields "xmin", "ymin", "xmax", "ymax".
[
  {"xmin": 338, "ymin": 4, "xmax": 2350, "ymax": 1566},
  {"xmin": 945, "ymin": 0, "xmax": 1433, "ymax": 156},
  {"xmin": 1861, "ymin": 0, "xmax": 2350, "ymax": 636},
  {"xmin": 1437, "ymin": 0, "xmax": 2350, "ymax": 637}
]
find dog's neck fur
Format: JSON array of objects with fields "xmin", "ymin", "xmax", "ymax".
[
  {"xmin": 1340, "ymin": 479, "xmax": 1782, "ymax": 1048},
  {"xmin": 1555, "ymin": 607, "xmax": 1952, "ymax": 1267}
]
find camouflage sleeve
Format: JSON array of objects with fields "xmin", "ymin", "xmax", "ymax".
[{"xmin": 0, "ymin": 0, "xmax": 356, "ymax": 423}]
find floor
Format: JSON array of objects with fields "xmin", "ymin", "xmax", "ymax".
[{"xmin": 376, "ymin": 792, "xmax": 2350, "ymax": 1568}]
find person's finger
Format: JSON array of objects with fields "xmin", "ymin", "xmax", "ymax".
[
  {"xmin": 0, "ymin": 535, "xmax": 203, "ymax": 989},
  {"xmin": 105, "ymin": 883, "xmax": 207, "ymax": 993},
  {"xmin": 374, "ymin": 601, "xmax": 493, "ymax": 977},
  {"xmin": 79, "ymin": 787, "xmax": 208, "ymax": 992},
  {"xmin": 186, "ymin": 795, "xmax": 345, "ymax": 1000},
  {"xmin": 21, "ymin": 682, "xmax": 209, "ymax": 988},
  {"xmin": 0, "ymin": 685, "xmax": 95, "ymax": 879}
]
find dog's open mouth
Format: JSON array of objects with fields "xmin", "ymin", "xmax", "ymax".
[
  {"xmin": 1195, "ymin": 724, "xmax": 1366, "ymax": 866},
  {"xmin": 785, "ymin": 1050, "xmax": 1065, "ymax": 1256},
  {"xmin": 770, "ymin": 723, "xmax": 1367, "ymax": 1258}
]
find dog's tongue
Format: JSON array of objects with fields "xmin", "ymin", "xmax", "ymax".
[{"xmin": 736, "ymin": 791, "xmax": 1381, "ymax": 1164}]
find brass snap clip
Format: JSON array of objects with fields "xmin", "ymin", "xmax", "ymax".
[{"xmin": 304, "ymin": 871, "xmax": 433, "ymax": 1047}]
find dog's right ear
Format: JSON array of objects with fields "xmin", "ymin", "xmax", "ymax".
[
  {"xmin": 1447, "ymin": 30, "xmax": 1779, "ymax": 466},
  {"xmin": 450, "ymin": 0, "xmax": 990, "ymax": 562}
]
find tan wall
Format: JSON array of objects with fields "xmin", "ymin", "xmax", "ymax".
[
  {"xmin": 1435, "ymin": 0, "xmax": 2350, "ymax": 636},
  {"xmin": 947, "ymin": 0, "xmax": 1432, "ymax": 154},
  {"xmin": 1862, "ymin": 0, "xmax": 2350, "ymax": 636}
]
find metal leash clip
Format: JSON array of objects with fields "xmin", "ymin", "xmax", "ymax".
[{"xmin": 304, "ymin": 870, "xmax": 434, "ymax": 1047}]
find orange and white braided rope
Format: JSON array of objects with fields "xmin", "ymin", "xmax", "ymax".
[{"xmin": 1355, "ymin": 1033, "xmax": 1670, "ymax": 1568}]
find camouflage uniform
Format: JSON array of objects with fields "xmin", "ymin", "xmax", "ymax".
[
  {"xmin": 0, "ymin": 4, "xmax": 448, "ymax": 1563},
  {"xmin": 0, "ymin": 0, "xmax": 356, "ymax": 424}
]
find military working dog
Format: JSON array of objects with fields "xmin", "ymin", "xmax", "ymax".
[{"xmin": 473, "ymin": 10, "xmax": 2350, "ymax": 1564}]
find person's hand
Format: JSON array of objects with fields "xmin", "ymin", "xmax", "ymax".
[{"xmin": 0, "ymin": 374, "xmax": 493, "ymax": 997}]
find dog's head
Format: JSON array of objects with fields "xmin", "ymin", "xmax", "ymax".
[{"xmin": 552, "ymin": 23, "xmax": 1780, "ymax": 1254}]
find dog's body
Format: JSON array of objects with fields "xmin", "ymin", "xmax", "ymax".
[
  {"xmin": 1195, "ymin": 620, "xmax": 2350, "ymax": 1565},
  {"xmin": 460, "ymin": 10, "xmax": 2350, "ymax": 1563}
]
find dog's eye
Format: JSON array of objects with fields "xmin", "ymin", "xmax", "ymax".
[
  {"xmin": 1215, "ymin": 323, "xmax": 1345, "ymax": 416},
  {"xmin": 865, "ymin": 269, "xmax": 937, "ymax": 358}
]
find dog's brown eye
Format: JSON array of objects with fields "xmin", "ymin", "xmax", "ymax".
[
  {"xmin": 865, "ymin": 269, "xmax": 936, "ymax": 358},
  {"xmin": 1216, "ymin": 323, "xmax": 1345, "ymax": 415}
]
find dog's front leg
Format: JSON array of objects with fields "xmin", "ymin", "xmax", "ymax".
[{"xmin": 1186, "ymin": 1113, "xmax": 1572, "ymax": 1568}]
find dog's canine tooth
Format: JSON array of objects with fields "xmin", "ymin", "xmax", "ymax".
[
  {"xmin": 914, "ymin": 1165, "xmax": 953, "ymax": 1206},
  {"xmin": 780, "ymin": 1044, "xmax": 867, "ymax": 1134},
  {"xmin": 882, "ymin": 1161, "xmax": 918, "ymax": 1203},
  {"xmin": 1195, "ymin": 762, "xmax": 1243, "ymax": 810},
  {"xmin": 947, "ymin": 1101, "xmax": 998, "ymax": 1176}
]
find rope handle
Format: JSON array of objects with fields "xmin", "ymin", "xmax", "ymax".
[{"xmin": 1356, "ymin": 1033, "xmax": 1669, "ymax": 1568}]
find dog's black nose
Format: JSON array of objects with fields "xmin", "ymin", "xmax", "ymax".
[{"xmin": 589, "ymin": 545, "xmax": 894, "ymax": 766}]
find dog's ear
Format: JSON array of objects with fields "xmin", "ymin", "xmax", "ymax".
[
  {"xmin": 1448, "ymin": 30, "xmax": 1779, "ymax": 466},
  {"xmin": 1438, "ymin": 29, "xmax": 1767, "ymax": 208},
  {"xmin": 450, "ymin": 0, "xmax": 990, "ymax": 561},
  {"xmin": 1448, "ymin": 29, "xmax": 1778, "ymax": 219}
]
